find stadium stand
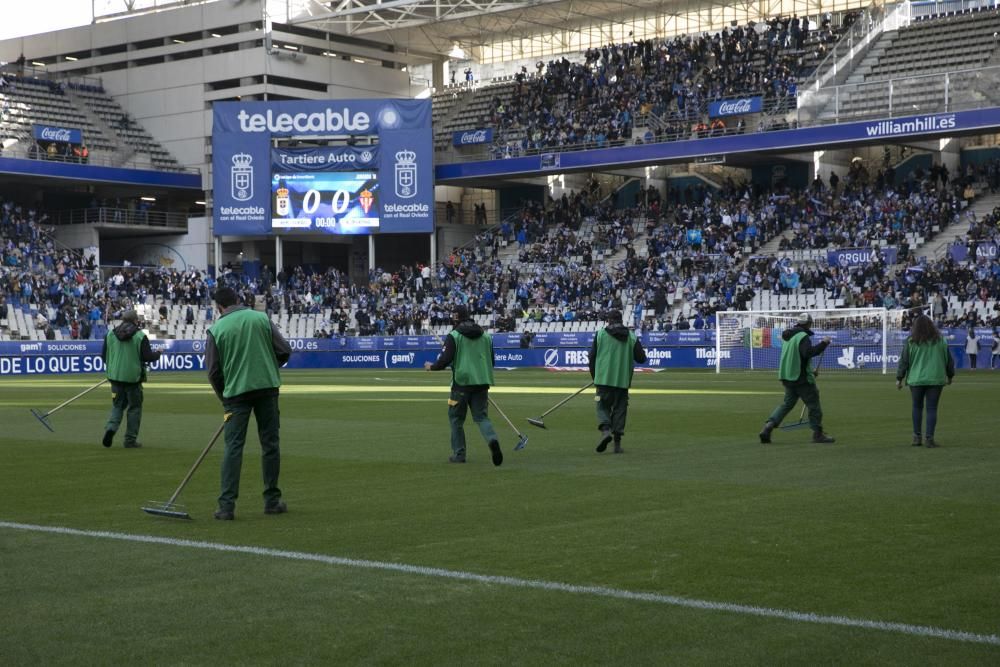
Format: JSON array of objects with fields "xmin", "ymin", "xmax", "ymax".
[
  {"xmin": 6, "ymin": 157, "xmax": 1000, "ymax": 345},
  {"xmin": 67, "ymin": 83, "xmax": 182, "ymax": 171},
  {"xmin": 434, "ymin": 14, "xmax": 852, "ymax": 156},
  {"xmin": 823, "ymin": 8, "xmax": 1000, "ymax": 120},
  {"xmin": 0, "ymin": 73, "xmax": 182, "ymax": 170},
  {"xmin": 1, "ymin": 5, "xmax": 999, "ymax": 345}
]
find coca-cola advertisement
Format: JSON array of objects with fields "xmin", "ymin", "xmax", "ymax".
[
  {"xmin": 452, "ymin": 128, "xmax": 493, "ymax": 147},
  {"xmin": 32, "ymin": 124, "xmax": 83, "ymax": 145},
  {"xmin": 708, "ymin": 97, "xmax": 763, "ymax": 119}
]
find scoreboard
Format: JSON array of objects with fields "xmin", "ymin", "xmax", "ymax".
[{"xmin": 271, "ymin": 172, "xmax": 379, "ymax": 234}]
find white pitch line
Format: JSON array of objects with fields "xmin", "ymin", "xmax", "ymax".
[{"xmin": 2, "ymin": 520, "xmax": 997, "ymax": 647}]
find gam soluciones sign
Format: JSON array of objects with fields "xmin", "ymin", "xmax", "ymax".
[{"xmin": 212, "ymin": 99, "xmax": 433, "ymax": 237}]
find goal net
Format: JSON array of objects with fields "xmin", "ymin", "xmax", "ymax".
[{"xmin": 714, "ymin": 307, "xmax": 930, "ymax": 374}]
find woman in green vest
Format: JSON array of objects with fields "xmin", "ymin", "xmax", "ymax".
[{"xmin": 896, "ymin": 314, "xmax": 954, "ymax": 448}]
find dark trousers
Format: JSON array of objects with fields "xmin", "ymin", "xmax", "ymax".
[
  {"xmin": 910, "ymin": 385, "xmax": 943, "ymax": 438},
  {"xmin": 595, "ymin": 385, "xmax": 629, "ymax": 437},
  {"xmin": 219, "ymin": 394, "xmax": 281, "ymax": 512},
  {"xmin": 969, "ymin": 353, "xmax": 977, "ymax": 369},
  {"xmin": 105, "ymin": 381, "xmax": 143, "ymax": 444},
  {"xmin": 768, "ymin": 381, "xmax": 823, "ymax": 431},
  {"xmin": 448, "ymin": 386, "xmax": 498, "ymax": 456}
]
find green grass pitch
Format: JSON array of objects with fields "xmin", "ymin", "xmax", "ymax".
[{"xmin": 2, "ymin": 368, "xmax": 999, "ymax": 665}]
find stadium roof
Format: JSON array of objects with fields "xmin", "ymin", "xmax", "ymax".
[{"xmin": 286, "ymin": 0, "xmax": 682, "ymax": 58}]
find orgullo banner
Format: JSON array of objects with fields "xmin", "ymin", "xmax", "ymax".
[
  {"xmin": 452, "ymin": 128, "xmax": 493, "ymax": 146},
  {"xmin": 826, "ymin": 247, "xmax": 898, "ymax": 268},
  {"xmin": 708, "ymin": 97, "xmax": 763, "ymax": 118},
  {"xmin": 32, "ymin": 124, "xmax": 83, "ymax": 145}
]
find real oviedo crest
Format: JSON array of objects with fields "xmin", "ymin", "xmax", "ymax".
[
  {"xmin": 231, "ymin": 153, "xmax": 254, "ymax": 202},
  {"xmin": 394, "ymin": 150, "xmax": 417, "ymax": 199}
]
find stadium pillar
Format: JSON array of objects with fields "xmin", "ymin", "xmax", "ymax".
[
  {"xmin": 432, "ymin": 61, "xmax": 445, "ymax": 90},
  {"xmin": 213, "ymin": 237, "xmax": 221, "ymax": 277},
  {"xmin": 430, "ymin": 231, "xmax": 437, "ymax": 265},
  {"xmin": 368, "ymin": 235, "xmax": 375, "ymax": 271},
  {"xmin": 275, "ymin": 235, "xmax": 283, "ymax": 276}
]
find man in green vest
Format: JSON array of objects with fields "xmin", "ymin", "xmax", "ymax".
[
  {"xmin": 206, "ymin": 287, "xmax": 292, "ymax": 520},
  {"xmin": 101, "ymin": 310, "xmax": 161, "ymax": 448},
  {"xmin": 759, "ymin": 313, "xmax": 835, "ymax": 444},
  {"xmin": 588, "ymin": 310, "xmax": 647, "ymax": 454},
  {"xmin": 424, "ymin": 305, "xmax": 502, "ymax": 466}
]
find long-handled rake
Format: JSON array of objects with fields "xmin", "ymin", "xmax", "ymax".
[
  {"xmin": 30, "ymin": 378, "xmax": 110, "ymax": 432},
  {"xmin": 779, "ymin": 404, "xmax": 810, "ymax": 430},
  {"xmin": 142, "ymin": 416, "xmax": 229, "ymax": 520},
  {"xmin": 488, "ymin": 396, "xmax": 529, "ymax": 451},
  {"xmin": 526, "ymin": 382, "xmax": 595, "ymax": 429}
]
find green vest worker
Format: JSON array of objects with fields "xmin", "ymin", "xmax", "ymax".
[
  {"xmin": 206, "ymin": 286, "xmax": 292, "ymax": 520},
  {"xmin": 101, "ymin": 309, "xmax": 161, "ymax": 448},
  {"xmin": 895, "ymin": 314, "xmax": 955, "ymax": 448},
  {"xmin": 759, "ymin": 313, "xmax": 834, "ymax": 444},
  {"xmin": 588, "ymin": 310, "xmax": 646, "ymax": 454},
  {"xmin": 425, "ymin": 305, "xmax": 502, "ymax": 466}
]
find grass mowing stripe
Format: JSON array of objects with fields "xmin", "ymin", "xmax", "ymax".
[{"xmin": 2, "ymin": 520, "xmax": 997, "ymax": 647}]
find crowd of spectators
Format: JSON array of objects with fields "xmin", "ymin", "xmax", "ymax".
[
  {"xmin": 0, "ymin": 197, "xmax": 101, "ymax": 339},
  {"xmin": 486, "ymin": 14, "xmax": 847, "ymax": 156},
  {"xmin": 776, "ymin": 161, "xmax": 964, "ymax": 254},
  {"xmin": 2, "ymin": 161, "xmax": 997, "ymax": 341}
]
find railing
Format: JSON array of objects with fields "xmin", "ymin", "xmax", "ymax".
[
  {"xmin": 801, "ymin": 0, "xmax": 905, "ymax": 94},
  {"xmin": 798, "ymin": 63, "xmax": 1000, "ymax": 124},
  {"xmin": 53, "ymin": 208, "xmax": 188, "ymax": 228},
  {"xmin": 910, "ymin": 0, "xmax": 1000, "ymax": 18},
  {"xmin": 0, "ymin": 141, "xmax": 199, "ymax": 174},
  {"xmin": 436, "ymin": 120, "xmax": 782, "ymax": 165}
]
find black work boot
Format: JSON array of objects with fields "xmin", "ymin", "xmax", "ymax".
[
  {"xmin": 264, "ymin": 500, "xmax": 288, "ymax": 515},
  {"xmin": 102, "ymin": 430, "xmax": 114, "ymax": 448},
  {"xmin": 613, "ymin": 436, "xmax": 624, "ymax": 454},
  {"xmin": 488, "ymin": 440, "xmax": 503, "ymax": 467},
  {"xmin": 925, "ymin": 437, "xmax": 938, "ymax": 448},
  {"xmin": 449, "ymin": 450, "xmax": 466, "ymax": 463},
  {"xmin": 911, "ymin": 434, "xmax": 922, "ymax": 447},
  {"xmin": 812, "ymin": 430, "xmax": 835, "ymax": 444},
  {"xmin": 759, "ymin": 421, "xmax": 775, "ymax": 444},
  {"xmin": 596, "ymin": 427, "xmax": 612, "ymax": 453}
]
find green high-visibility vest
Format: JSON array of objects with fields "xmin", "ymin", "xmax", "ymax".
[
  {"xmin": 904, "ymin": 338, "xmax": 949, "ymax": 386},
  {"xmin": 594, "ymin": 328, "xmax": 636, "ymax": 389},
  {"xmin": 778, "ymin": 331, "xmax": 814, "ymax": 384},
  {"xmin": 209, "ymin": 308, "xmax": 281, "ymax": 398},
  {"xmin": 105, "ymin": 329, "xmax": 145, "ymax": 383},
  {"xmin": 450, "ymin": 330, "xmax": 494, "ymax": 386}
]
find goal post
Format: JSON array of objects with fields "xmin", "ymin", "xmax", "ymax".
[{"xmin": 714, "ymin": 307, "xmax": 929, "ymax": 375}]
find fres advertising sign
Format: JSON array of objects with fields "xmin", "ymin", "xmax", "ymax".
[{"xmin": 212, "ymin": 99, "xmax": 432, "ymax": 236}]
